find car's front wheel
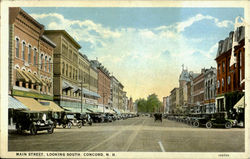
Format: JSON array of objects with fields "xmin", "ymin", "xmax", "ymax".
[
  {"xmin": 206, "ymin": 121, "xmax": 213, "ymax": 129},
  {"xmin": 193, "ymin": 121, "xmax": 200, "ymax": 127},
  {"xmin": 47, "ymin": 126, "xmax": 54, "ymax": 134},
  {"xmin": 225, "ymin": 122, "xmax": 232, "ymax": 129},
  {"xmin": 77, "ymin": 122, "xmax": 82, "ymax": 128},
  {"xmin": 30, "ymin": 124, "xmax": 37, "ymax": 135}
]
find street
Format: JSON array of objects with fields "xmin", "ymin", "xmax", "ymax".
[{"xmin": 8, "ymin": 116, "xmax": 244, "ymax": 152}]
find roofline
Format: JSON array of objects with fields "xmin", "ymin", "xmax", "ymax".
[
  {"xmin": 19, "ymin": 8, "xmax": 44, "ymax": 30},
  {"xmin": 44, "ymin": 30, "xmax": 81, "ymax": 49},
  {"xmin": 41, "ymin": 35, "xmax": 56, "ymax": 48}
]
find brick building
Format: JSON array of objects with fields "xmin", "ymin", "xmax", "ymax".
[
  {"xmin": 9, "ymin": 7, "xmax": 56, "ymax": 102},
  {"xmin": 215, "ymin": 26, "xmax": 245, "ymax": 113},
  {"xmin": 192, "ymin": 69, "xmax": 205, "ymax": 113}
]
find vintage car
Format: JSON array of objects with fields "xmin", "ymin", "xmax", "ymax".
[
  {"xmin": 205, "ymin": 112, "xmax": 236, "ymax": 129},
  {"xmin": 75, "ymin": 113, "xmax": 93, "ymax": 126},
  {"xmin": 89, "ymin": 112, "xmax": 105, "ymax": 123},
  {"xmin": 154, "ymin": 113, "xmax": 162, "ymax": 122},
  {"xmin": 15, "ymin": 111, "xmax": 54, "ymax": 135},
  {"xmin": 103, "ymin": 113, "xmax": 113, "ymax": 122},
  {"xmin": 55, "ymin": 112, "xmax": 82, "ymax": 128},
  {"xmin": 192, "ymin": 113, "xmax": 212, "ymax": 127}
]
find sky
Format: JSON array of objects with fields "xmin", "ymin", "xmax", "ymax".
[{"xmin": 23, "ymin": 7, "xmax": 244, "ymax": 100}]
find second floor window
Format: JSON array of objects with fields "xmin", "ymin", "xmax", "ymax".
[
  {"xmin": 41, "ymin": 54, "xmax": 43, "ymax": 69},
  {"xmin": 45, "ymin": 56, "xmax": 47, "ymax": 71},
  {"xmin": 22, "ymin": 42, "xmax": 25, "ymax": 61},
  {"xmin": 15, "ymin": 38, "xmax": 19, "ymax": 58},
  {"xmin": 33, "ymin": 48, "xmax": 37, "ymax": 65},
  {"xmin": 28, "ymin": 45, "xmax": 31, "ymax": 63},
  {"xmin": 49, "ymin": 58, "xmax": 51, "ymax": 72}
]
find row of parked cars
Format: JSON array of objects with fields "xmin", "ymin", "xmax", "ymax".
[
  {"xmin": 13, "ymin": 110, "xmax": 139, "ymax": 135},
  {"xmin": 165, "ymin": 112, "xmax": 238, "ymax": 129}
]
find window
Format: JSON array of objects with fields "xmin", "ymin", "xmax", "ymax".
[
  {"xmin": 222, "ymin": 62, "xmax": 225, "ymax": 72},
  {"xmin": 66, "ymin": 64, "xmax": 68, "ymax": 76},
  {"xmin": 22, "ymin": 41, "xmax": 25, "ymax": 60},
  {"xmin": 69, "ymin": 66, "xmax": 72, "ymax": 78},
  {"xmin": 15, "ymin": 38, "xmax": 19, "ymax": 58},
  {"xmin": 28, "ymin": 45, "xmax": 31, "ymax": 63},
  {"xmin": 33, "ymin": 48, "xmax": 37, "ymax": 65},
  {"xmin": 218, "ymin": 64, "xmax": 220, "ymax": 75},
  {"xmin": 222, "ymin": 78, "xmax": 224, "ymax": 89},
  {"xmin": 49, "ymin": 58, "xmax": 51, "ymax": 72},
  {"xmin": 62, "ymin": 62, "xmax": 65, "ymax": 74},
  {"xmin": 228, "ymin": 76, "xmax": 231, "ymax": 85},
  {"xmin": 240, "ymin": 69, "xmax": 242, "ymax": 83},
  {"xmin": 45, "ymin": 56, "xmax": 47, "ymax": 71},
  {"xmin": 239, "ymin": 51, "xmax": 242, "ymax": 67},
  {"xmin": 41, "ymin": 54, "xmax": 43, "ymax": 69},
  {"xmin": 217, "ymin": 80, "xmax": 220, "ymax": 89}
]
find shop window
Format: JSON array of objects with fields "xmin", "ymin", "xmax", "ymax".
[
  {"xmin": 28, "ymin": 45, "xmax": 31, "ymax": 63},
  {"xmin": 15, "ymin": 38, "xmax": 19, "ymax": 58},
  {"xmin": 15, "ymin": 81, "xmax": 19, "ymax": 86},
  {"xmin": 28, "ymin": 82, "xmax": 32, "ymax": 89},
  {"xmin": 22, "ymin": 82, "xmax": 26, "ymax": 88},
  {"xmin": 22, "ymin": 41, "xmax": 26, "ymax": 61}
]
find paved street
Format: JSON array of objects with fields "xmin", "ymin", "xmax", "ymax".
[{"xmin": 8, "ymin": 116, "xmax": 244, "ymax": 152}]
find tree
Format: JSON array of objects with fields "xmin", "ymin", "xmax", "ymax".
[{"xmin": 146, "ymin": 93, "xmax": 161, "ymax": 113}]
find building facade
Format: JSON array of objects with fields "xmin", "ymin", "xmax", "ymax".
[
  {"xmin": 170, "ymin": 88, "xmax": 179, "ymax": 113},
  {"xmin": 9, "ymin": 8, "xmax": 55, "ymax": 101},
  {"xmin": 118, "ymin": 83, "xmax": 124, "ymax": 110},
  {"xmin": 204, "ymin": 67, "xmax": 217, "ymax": 113},
  {"xmin": 110, "ymin": 76, "xmax": 119, "ymax": 109},
  {"xmin": 215, "ymin": 26, "xmax": 245, "ymax": 113},
  {"xmin": 192, "ymin": 69, "xmax": 205, "ymax": 113},
  {"xmin": 78, "ymin": 53, "xmax": 90, "ymax": 89}
]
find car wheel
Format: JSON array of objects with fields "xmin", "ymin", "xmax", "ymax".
[
  {"xmin": 225, "ymin": 122, "xmax": 232, "ymax": 129},
  {"xmin": 68, "ymin": 122, "xmax": 72, "ymax": 129},
  {"xmin": 193, "ymin": 121, "xmax": 199, "ymax": 127},
  {"xmin": 89, "ymin": 122, "xmax": 92, "ymax": 126},
  {"xmin": 206, "ymin": 121, "xmax": 213, "ymax": 129},
  {"xmin": 30, "ymin": 124, "xmax": 37, "ymax": 135},
  {"xmin": 16, "ymin": 124, "xmax": 22, "ymax": 134},
  {"xmin": 47, "ymin": 125, "xmax": 54, "ymax": 134},
  {"xmin": 77, "ymin": 122, "xmax": 82, "ymax": 128}
]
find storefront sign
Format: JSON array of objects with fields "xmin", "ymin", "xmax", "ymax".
[{"xmin": 12, "ymin": 89, "xmax": 53, "ymax": 100}]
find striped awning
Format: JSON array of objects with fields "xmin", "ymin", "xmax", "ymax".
[
  {"xmin": 8, "ymin": 95, "xmax": 28, "ymax": 110},
  {"xmin": 234, "ymin": 96, "xmax": 245, "ymax": 109},
  {"xmin": 62, "ymin": 80, "xmax": 74, "ymax": 90},
  {"xmin": 22, "ymin": 71, "xmax": 36, "ymax": 83},
  {"xmin": 16, "ymin": 70, "xmax": 29, "ymax": 82},
  {"xmin": 14, "ymin": 96, "xmax": 49, "ymax": 111},
  {"xmin": 82, "ymin": 87, "xmax": 101, "ymax": 98}
]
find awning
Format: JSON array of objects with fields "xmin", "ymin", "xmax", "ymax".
[
  {"xmin": 39, "ymin": 100, "xmax": 64, "ymax": 112},
  {"xmin": 14, "ymin": 96, "xmax": 49, "ymax": 111},
  {"xmin": 63, "ymin": 107, "xmax": 90, "ymax": 113},
  {"xmin": 86, "ymin": 106, "xmax": 102, "ymax": 113},
  {"xmin": 22, "ymin": 71, "xmax": 36, "ymax": 83},
  {"xmin": 8, "ymin": 95, "xmax": 28, "ymax": 110},
  {"xmin": 82, "ymin": 87, "xmax": 101, "ymax": 98},
  {"xmin": 234, "ymin": 96, "xmax": 245, "ymax": 109},
  {"xmin": 16, "ymin": 70, "xmax": 29, "ymax": 82},
  {"xmin": 28, "ymin": 72, "xmax": 42, "ymax": 85},
  {"xmin": 113, "ymin": 108, "xmax": 121, "ymax": 114},
  {"xmin": 62, "ymin": 80, "xmax": 74, "ymax": 90}
]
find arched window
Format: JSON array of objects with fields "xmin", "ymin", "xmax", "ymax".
[
  {"xmin": 45, "ymin": 56, "xmax": 47, "ymax": 71},
  {"xmin": 40, "ymin": 54, "xmax": 43, "ymax": 69},
  {"xmin": 15, "ymin": 38, "xmax": 19, "ymax": 58},
  {"xmin": 33, "ymin": 48, "xmax": 37, "ymax": 65},
  {"xmin": 22, "ymin": 41, "xmax": 26, "ymax": 60},
  {"xmin": 49, "ymin": 58, "xmax": 51, "ymax": 72},
  {"xmin": 28, "ymin": 45, "xmax": 31, "ymax": 63}
]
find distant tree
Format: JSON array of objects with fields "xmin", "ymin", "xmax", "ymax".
[
  {"xmin": 146, "ymin": 93, "xmax": 161, "ymax": 113},
  {"xmin": 136, "ymin": 98, "xmax": 147, "ymax": 113}
]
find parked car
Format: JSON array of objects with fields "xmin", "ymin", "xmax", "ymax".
[
  {"xmin": 75, "ymin": 113, "xmax": 93, "ymax": 126},
  {"xmin": 103, "ymin": 113, "xmax": 113, "ymax": 122},
  {"xmin": 55, "ymin": 112, "xmax": 82, "ymax": 128},
  {"xmin": 205, "ymin": 112, "xmax": 236, "ymax": 129},
  {"xmin": 192, "ymin": 113, "xmax": 212, "ymax": 127},
  {"xmin": 89, "ymin": 113, "xmax": 104, "ymax": 123},
  {"xmin": 15, "ymin": 111, "xmax": 54, "ymax": 135}
]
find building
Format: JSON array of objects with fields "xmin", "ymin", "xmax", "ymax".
[
  {"xmin": 128, "ymin": 97, "xmax": 133, "ymax": 112},
  {"xmin": 169, "ymin": 88, "xmax": 179, "ymax": 113},
  {"xmin": 163, "ymin": 96, "xmax": 170, "ymax": 113},
  {"xmin": 122, "ymin": 91, "xmax": 128, "ymax": 112},
  {"xmin": 8, "ymin": 8, "xmax": 65, "ymax": 127},
  {"xmin": 118, "ymin": 82, "xmax": 124, "ymax": 110},
  {"xmin": 9, "ymin": 8, "xmax": 56, "ymax": 99},
  {"xmin": 215, "ymin": 25, "xmax": 245, "ymax": 113},
  {"xmin": 110, "ymin": 76, "xmax": 119, "ymax": 109},
  {"xmin": 90, "ymin": 60, "xmax": 111, "ymax": 110},
  {"xmin": 204, "ymin": 67, "xmax": 217, "ymax": 113},
  {"xmin": 192, "ymin": 69, "xmax": 205, "ymax": 113},
  {"xmin": 44, "ymin": 30, "xmax": 81, "ymax": 110},
  {"xmin": 78, "ymin": 53, "xmax": 90, "ymax": 89}
]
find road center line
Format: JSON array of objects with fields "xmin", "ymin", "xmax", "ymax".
[{"xmin": 158, "ymin": 141, "xmax": 166, "ymax": 152}]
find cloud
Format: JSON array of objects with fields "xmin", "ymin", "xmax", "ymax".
[{"xmin": 30, "ymin": 12, "xmax": 227, "ymax": 99}]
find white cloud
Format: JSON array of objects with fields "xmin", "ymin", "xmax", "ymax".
[{"xmin": 31, "ymin": 12, "xmax": 226, "ymax": 99}]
